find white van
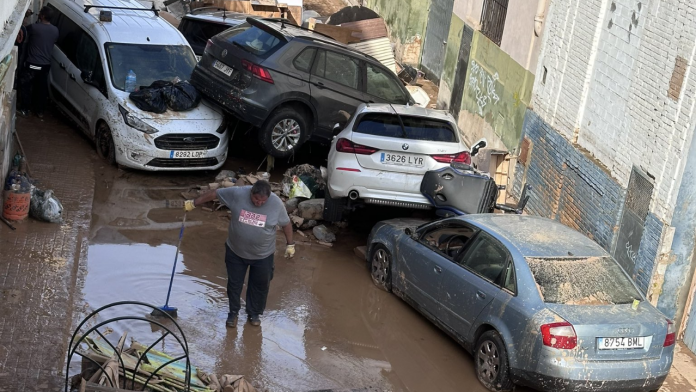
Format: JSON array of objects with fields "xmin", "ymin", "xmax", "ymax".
[{"xmin": 45, "ymin": 0, "xmax": 229, "ymax": 170}]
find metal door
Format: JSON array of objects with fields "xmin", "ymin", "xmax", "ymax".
[
  {"xmin": 613, "ymin": 167, "xmax": 654, "ymax": 277},
  {"xmin": 421, "ymin": 0, "xmax": 455, "ymax": 84},
  {"xmin": 449, "ymin": 24, "xmax": 474, "ymax": 117}
]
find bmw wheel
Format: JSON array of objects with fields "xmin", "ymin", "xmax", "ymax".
[
  {"xmin": 259, "ymin": 107, "xmax": 308, "ymax": 158},
  {"xmin": 475, "ymin": 330, "xmax": 513, "ymax": 392},
  {"xmin": 370, "ymin": 244, "xmax": 392, "ymax": 292}
]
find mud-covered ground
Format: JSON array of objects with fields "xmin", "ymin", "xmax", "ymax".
[{"xmin": 77, "ymin": 130, "xmax": 521, "ymax": 391}]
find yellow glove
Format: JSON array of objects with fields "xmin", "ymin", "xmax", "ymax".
[
  {"xmin": 284, "ymin": 244, "xmax": 296, "ymax": 258},
  {"xmin": 184, "ymin": 200, "xmax": 196, "ymax": 212}
]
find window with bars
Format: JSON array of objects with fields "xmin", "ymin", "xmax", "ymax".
[{"xmin": 480, "ymin": 0, "xmax": 509, "ymax": 46}]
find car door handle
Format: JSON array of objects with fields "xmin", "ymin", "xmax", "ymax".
[
  {"xmin": 69, "ymin": 73, "xmax": 76, "ymax": 80},
  {"xmin": 59, "ymin": 62, "xmax": 66, "ymax": 69},
  {"xmin": 434, "ymin": 266, "xmax": 442, "ymax": 273},
  {"xmin": 368, "ymin": 100, "xmax": 375, "ymax": 103},
  {"xmin": 313, "ymin": 81, "xmax": 325, "ymax": 88},
  {"xmin": 476, "ymin": 290, "xmax": 486, "ymax": 300}
]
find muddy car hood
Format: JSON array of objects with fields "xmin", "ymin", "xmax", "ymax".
[{"xmin": 120, "ymin": 96, "xmax": 223, "ymax": 122}]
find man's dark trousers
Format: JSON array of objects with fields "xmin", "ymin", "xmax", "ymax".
[
  {"xmin": 18, "ymin": 62, "xmax": 51, "ymax": 115},
  {"xmin": 225, "ymin": 244, "xmax": 274, "ymax": 318}
]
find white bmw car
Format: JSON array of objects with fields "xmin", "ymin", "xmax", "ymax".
[{"xmin": 324, "ymin": 103, "xmax": 486, "ymax": 221}]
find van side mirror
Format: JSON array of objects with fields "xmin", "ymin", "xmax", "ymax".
[
  {"xmin": 470, "ymin": 138, "xmax": 487, "ymax": 157},
  {"xmin": 80, "ymin": 70, "xmax": 93, "ymax": 84}
]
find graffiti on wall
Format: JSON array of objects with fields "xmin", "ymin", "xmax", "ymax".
[{"xmin": 469, "ymin": 60, "xmax": 500, "ymax": 116}]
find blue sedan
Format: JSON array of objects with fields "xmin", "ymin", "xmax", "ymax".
[{"xmin": 366, "ymin": 214, "xmax": 674, "ymax": 392}]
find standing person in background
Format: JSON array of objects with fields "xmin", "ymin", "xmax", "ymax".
[
  {"xmin": 185, "ymin": 181, "xmax": 295, "ymax": 328},
  {"xmin": 17, "ymin": 6, "xmax": 58, "ymax": 119}
]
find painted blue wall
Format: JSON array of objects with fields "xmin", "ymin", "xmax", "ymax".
[
  {"xmin": 514, "ymin": 109, "xmax": 663, "ymax": 294},
  {"xmin": 658, "ymin": 125, "xmax": 696, "ymax": 331}
]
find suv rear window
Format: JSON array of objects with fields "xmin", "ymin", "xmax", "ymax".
[
  {"xmin": 527, "ymin": 257, "xmax": 642, "ymax": 305},
  {"xmin": 354, "ymin": 113, "xmax": 457, "ymax": 142},
  {"xmin": 218, "ymin": 24, "xmax": 285, "ymax": 59}
]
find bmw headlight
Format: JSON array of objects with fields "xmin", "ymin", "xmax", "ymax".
[{"xmin": 118, "ymin": 104, "xmax": 158, "ymax": 134}]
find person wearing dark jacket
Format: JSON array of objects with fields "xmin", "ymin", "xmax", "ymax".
[{"xmin": 18, "ymin": 6, "xmax": 59, "ymax": 119}]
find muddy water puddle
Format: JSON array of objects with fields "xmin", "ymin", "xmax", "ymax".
[{"xmin": 79, "ymin": 167, "xmax": 511, "ymax": 391}]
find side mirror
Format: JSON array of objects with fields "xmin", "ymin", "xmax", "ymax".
[
  {"xmin": 332, "ymin": 123, "xmax": 342, "ymax": 135},
  {"xmin": 404, "ymin": 227, "xmax": 413, "ymax": 236},
  {"xmin": 80, "ymin": 70, "xmax": 93, "ymax": 84},
  {"xmin": 470, "ymin": 138, "xmax": 487, "ymax": 157}
]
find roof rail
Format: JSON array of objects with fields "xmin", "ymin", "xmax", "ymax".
[
  {"xmin": 190, "ymin": 6, "xmax": 225, "ymax": 14},
  {"xmin": 295, "ymin": 35, "xmax": 376, "ymax": 60},
  {"xmin": 84, "ymin": 4, "xmax": 159, "ymax": 17}
]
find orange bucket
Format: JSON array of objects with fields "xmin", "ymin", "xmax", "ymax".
[{"xmin": 3, "ymin": 191, "xmax": 30, "ymax": 221}]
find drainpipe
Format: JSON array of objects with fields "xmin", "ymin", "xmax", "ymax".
[{"xmin": 534, "ymin": 0, "xmax": 548, "ymax": 37}]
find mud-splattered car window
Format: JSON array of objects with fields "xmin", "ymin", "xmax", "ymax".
[
  {"xmin": 527, "ymin": 257, "xmax": 641, "ymax": 305},
  {"xmin": 105, "ymin": 44, "xmax": 197, "ymax": 91}
]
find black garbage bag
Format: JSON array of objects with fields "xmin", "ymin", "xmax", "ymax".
[
  {"xmin": 128, "ymin": 81, "xmax": 171, "ymax": 113},
  {"xmin": 166, "ymin": 81, "xmax": 201, "ymax": 111}
]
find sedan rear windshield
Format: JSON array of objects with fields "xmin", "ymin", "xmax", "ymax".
[
  {"xmin": 105, "ymin": 44, "xmax": 197, "ymax": 92},
  {"xmin": 217, "ymin": 24, "xmax": 285, "ymax": 59},
  {"xmin": 527, "ymin": 257, "xmax": 642, "ymax": 305},
  {"xmin": 354, "ymin": 113, "xmax": 457, "ymax": 142}
]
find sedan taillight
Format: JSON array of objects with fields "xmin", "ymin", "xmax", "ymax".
[
  {"xmin": 205, "ymin": 39, "xmax": 213, "ymax": 53},
  {"xmin": 336, "ymin": 138, "xmax": 378, "ymax": 155},
  {"xmin": 664, "ymin": 319, "xmax": 676, "ymax": 347},
  {"xmin": 431, "ymin": 151, "xmax": 471, "ymax": 164},
  {"xmin": 541, "ymin": 321, "xmax": 577, "ymax": 349}
]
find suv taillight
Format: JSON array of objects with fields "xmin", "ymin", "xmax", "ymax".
[
  {"xmin": 336, "ymin": 138, "xmax": 378, "ymax": 155},
  {"xmin": 664, "ymin": 319, "xmax": 676, "ymax": 347},
  {"xmin": 540, "ymin": 321, "xmax": 577, "ymax": 349},
  {"xmin": 205, "ymin": 39, "xmax": 213, "ymax": 53},
  {"xmin": 431, "ymin": 151, "xmax": 471, "ymax": 164},
  {"xmin": 242, "ymin": 59, "xmax": 274, "ymax": 84}
]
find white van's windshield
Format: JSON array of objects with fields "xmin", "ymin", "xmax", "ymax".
[{"xmin": 105, "ymin": 43, "xmax": 197, "ymax": 91}]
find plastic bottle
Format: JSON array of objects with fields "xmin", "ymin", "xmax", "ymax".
[{"xmin": 125, "ymin": 70, "xmax": 137, "ymax": 93}]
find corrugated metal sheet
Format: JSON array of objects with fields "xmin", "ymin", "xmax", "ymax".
[{"xmin": 349, "ymin": 37, "xmax": 396, "ymax": 74}]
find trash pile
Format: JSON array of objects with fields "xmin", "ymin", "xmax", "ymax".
[
  {"xmin": 182, "ymin": 165, "xmax": 343, "ymax": 247},
  {"xmin": 129, "ymin": 77, "xmax": 201, "ymax": 114},
  {"xmin": 2, "ymin": 154, "xmax": 63, "ymax": 227},
  {"xmin": 71, "ymin": 333, "xmax": 257, "ymax": 392}
]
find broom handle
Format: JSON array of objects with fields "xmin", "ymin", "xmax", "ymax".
[{"xmin": 164, "ymin": 212, "xmax": 187, "ymax": 308}]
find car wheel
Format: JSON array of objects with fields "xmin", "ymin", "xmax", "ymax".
[
  {"xmin": 323, "ymin": 196, "xmax": 346, "ymax": 222},
  {"xmin": 95, "ymin": 122, "xmax": 116, "ymax": 165},
  {"xmin": 369, "ymin": 244, "xmax": 392, "ymax": 292},
  {"xmin": 259, "ymin": 107, "xmax": 308, "ymax": 158},
  {"xmin": 475, "ymin": 330, "xmax": 513, "ymax": 392}
]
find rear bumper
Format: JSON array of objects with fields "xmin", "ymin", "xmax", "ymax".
[
  {"xmin": 191, "ymin": 65, "xmax": 269, "ymax": 128},
  {"xmin": 327, "ymin": 165, "xmax": 432, "ymax": 207},
  {"xmin": 512, "ymin": 350, "xmax": 673, "ymax": 392},
  {"xmin": 513, "ymin": 370, "xmax": 666, "ymax": 392}
]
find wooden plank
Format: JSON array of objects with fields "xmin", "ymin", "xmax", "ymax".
[
  {"xmin": 340, "ymin": 18, "xmax": 388, "ymax": 41},
  {"xmin": 313, "ymin": 23, "xmax": 361, "ymax": 44}
]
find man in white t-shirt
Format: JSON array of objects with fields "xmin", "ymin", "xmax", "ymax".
[{"xmin": 185, "ymin": 180, "xmax": 295, "ymax": 327}]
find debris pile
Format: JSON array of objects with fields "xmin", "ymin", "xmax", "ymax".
[
  {"xmin": 183, "ymin": 166, "xmax": 345, "ymax": 247},
  {"xmin": 71, "ymin": 333, "xmax": 257, "ymax": 392}
]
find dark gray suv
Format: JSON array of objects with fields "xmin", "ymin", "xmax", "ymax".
[{"xmin": 191, "ymin": 17, "xmax": 415, "ymax": 157}]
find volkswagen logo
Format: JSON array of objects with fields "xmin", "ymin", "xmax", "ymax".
[
  {"xmin": 183, "ymin": 137, "xmax": 196, "ymax": 143},
  {"xmin": 221, "ymin": 49, "xmax": 228, "ymax": 58},
  {"xmin": 402, "ymin": 143, "xmax": 409, "ymax": 151}
]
